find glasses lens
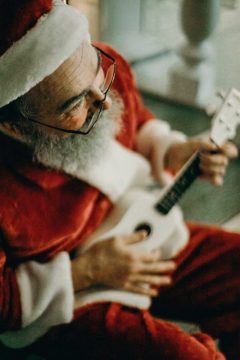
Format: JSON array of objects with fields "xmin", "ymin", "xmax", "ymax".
[
  {"xmin": 101, "ymin": 64, "xmax": 115, "ymax": 93},
  {"xmin": 76, "ymin": 48, "xmax": 116, "ymax": 135},
  {"xmin": 78, "ymin": 105, "xmax": 103, "ymax": 134}
]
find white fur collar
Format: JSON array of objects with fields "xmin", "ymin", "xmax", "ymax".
[{"xmin": 41, "ymin": 139, "xmax": 151, "ymax": 202}]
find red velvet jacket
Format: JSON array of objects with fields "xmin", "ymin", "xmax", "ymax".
[{"xmin": 0, "ymin": 44, "xmax": 154, "ymax": 331}]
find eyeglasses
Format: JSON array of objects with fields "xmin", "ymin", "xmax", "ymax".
[{"xmin": 26, "ymin": 46, "xmax": 116, "ymax": 135}]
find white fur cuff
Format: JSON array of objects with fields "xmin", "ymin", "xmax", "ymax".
[
  {"xmin": 0, "ymin": 252, "xmax": 74, "ymax": 348},
  {"xmin": 136, "ymin": 120, "xmax": 187, "ymax": 185}
]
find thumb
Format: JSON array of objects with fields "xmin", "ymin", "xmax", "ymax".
[
  {"xmin": 194, "ymin": 139, "xmax": 218, "ymax": 153},
  {"xmin": 221, "ymin": 142, "xmax": 238, "ymax": 159},
  {"xmin": 124, "ymin": 230, "xmax": 148, "ymax": 245}
]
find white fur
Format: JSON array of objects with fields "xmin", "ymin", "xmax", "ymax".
[
  {"xmin": 0, "ymin": 252, "xmax": 74, "ymax": 348},
  {"xmin": 136, "ymin": 119, "xmax": 187, "ymax": 185},
  {"xmin": 0, "ymin": 2, "xmax": 89, "ymax": 107},
  {"xmin": 40, "ymin": 139, "xmax": 151, "ymax": 203},
  {"xmin": 74, "ymin": 288, "xmax": 151, "ymax": 311},
  {"xmin": 0, "ymin": 121, "xmax": 187, "ymax": 348}
]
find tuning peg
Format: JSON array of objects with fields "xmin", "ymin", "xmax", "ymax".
[
  {"xmin": 206, "ymin": 104, "xmax": 217, "ymax": 116},
  {"xmin": 216, "ymin": 89, "xmax": 226, "ymax": 100},
  {"xmin": 206, "ymin": 89, "xmax": 228, "ymax": 116}
]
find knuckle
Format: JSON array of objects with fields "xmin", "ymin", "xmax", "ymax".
[
  {"xmin": 113, "ymin": 237, "xmax": 126, "ymax": 251},
  {"xmin": 144, "ymin": 253, "xmax": 153, "ymax": 262},
  {"xmin": 124, "ymin": 281, "xmax": 135, "ymax": 291},
  {"xmin": 122, "ymin": 281, "xmax": 130, "ymax": 289},
  {"xmin": 223, "ymin": 158, "xmax": 228, "ymax": 166},
  {"xmin": 124, "ymin": 256, "xmax": 135, "ymax": 272},
  {"xmin": 128, "ymin": 261, "xmax": 139, "ymax": 273},
  {"xmin": 155, "ymin": 277, "xmax": 163, "ymax": 285},
  {"xmin": 127, "ymin": 252, "xmax": 138, "ymax": 264},
  {"xmin": 125, "ymin": 271, "xmax": 134, "ymax": 281},
  {"xmin": 113, "ymin": 236, "xmax": 122, "ymax": 247},
  {"xmin": 150, "ymin": 250, "xmax": 159, "ymax": 262},
  {"xmin": 107, "ymin": 237, "xmax": 117, "ymax": 249}
]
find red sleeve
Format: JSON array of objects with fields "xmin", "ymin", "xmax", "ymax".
[
  {"xmin": 95, "ymin": 42, "xmax": 155, "ymax": 149},
  {"xmin": 0, "ymin": 237, "xmax": 22, "ymax": 332}
]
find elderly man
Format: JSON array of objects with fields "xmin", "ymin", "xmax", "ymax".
[{"xmin": 0, "ymin": 1, "xmax": 240, "ymax": 359}]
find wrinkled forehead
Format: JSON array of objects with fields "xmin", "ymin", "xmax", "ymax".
[{"xmin": 26, "ymin": 40, "xmax": 98, "ymax": 105}]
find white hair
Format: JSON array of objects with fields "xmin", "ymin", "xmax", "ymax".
[{"xmin": 14, "ymin": 90, "xmax": 124, "ymax": 174}]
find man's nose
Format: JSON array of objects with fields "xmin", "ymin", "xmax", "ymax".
[{"xmin": 92, "ymin": 92, "xmax": 112, "ymax": 111}]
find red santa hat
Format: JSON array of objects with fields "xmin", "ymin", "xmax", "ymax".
[{"xmin": 0, "ymin": 0, "xmax": 90, "ymax": 108}]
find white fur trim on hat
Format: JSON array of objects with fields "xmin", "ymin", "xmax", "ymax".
[{"xmin": 0, "ymin": 1, "xmax": 90, "ymax": 108}]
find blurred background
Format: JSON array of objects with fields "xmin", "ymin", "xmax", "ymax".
[{"xmin": 67, "ymin": 0, "xmax": 240, "ymax": 228}]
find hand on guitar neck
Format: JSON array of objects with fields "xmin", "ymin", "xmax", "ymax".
[
  {"xmin": 164, "ymin": 87, "xmax": 240, "ymax": 188},
  {"xmin": 164, "ymin": 138, "xmax": 238, "ymax": 187}
]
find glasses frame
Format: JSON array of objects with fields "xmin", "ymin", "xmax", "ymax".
[{"xmin": 25, "ymin": 46, "xmax": 116, "ymax": 135}]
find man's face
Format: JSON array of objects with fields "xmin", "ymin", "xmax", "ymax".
[{"xmin": 25, "ymin": 40, "xmax": 112, "ymax": 136}]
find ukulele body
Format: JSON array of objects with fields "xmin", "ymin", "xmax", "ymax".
[{"xmin": 82, "ymin": 187, "xmax": 189, "ymax": 260}]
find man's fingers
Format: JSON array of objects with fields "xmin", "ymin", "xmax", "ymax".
[
  {"xmin": 199, "ymin": 173, "xmax": 224, "ymax": 186},
  {"xmin": 200, "ymin": 163, "xmax": 226, "ymax": 177},
  {"xmin": 190, "ymin": 139, "xmax": 217, "ymax": 153},
  {"xmin": 199, "ymin": 150, "xmax": 235, "ymax": 186},
  {"xmin": 220, "ymin": 142, "xmax": 238, "ymax": 159},
  {"xmin": 139, "ymin": 260, "xmax": 176, "ymax": 274},
  {"xmin": 130, "ymin": 274, "xmax": 172, "ymax": 287},
  {"xmin": 192, "ymin": 139, "xmax": 238, "ymax": 160},
  {"xmin": 123, "ymin": 230, "xmax": 148, "ymax": 245},
  {"xmin": 139, "ymin": 248, "xmax": 161, "ymax": 263},
  {"xmin": 212, "ymin": 175, "xmax": 224, "ymax": 186},
  {"xmin": 200, "ymin": 153, "xmax": 229, "ymax": 167},
  {"xmin": 199, "ymin": 151, "xmax": 234, "ymax": 187},
  {"xmin": 124, "ymin": 282, "xmax": 159, "ymax": 297}
]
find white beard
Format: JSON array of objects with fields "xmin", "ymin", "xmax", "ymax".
[{"xmin": 20, "ymin": 91, "xmax": 124, "ymax": 175}]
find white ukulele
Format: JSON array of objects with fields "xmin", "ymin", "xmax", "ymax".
[
  {"xmin": 81, "ymin": 88, "xmax": 240, "ymax": 260},
  {"xmin": 75, "ymin": 88, "xmax": 240, "ymax": 309}
]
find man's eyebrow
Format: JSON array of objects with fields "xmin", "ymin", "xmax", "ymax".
[{"xmin": 57, "ymin": 47, "xmax": 101, "ymax": 114}]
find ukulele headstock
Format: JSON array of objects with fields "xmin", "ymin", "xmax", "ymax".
[{"xmin": 210, "ymin": 88, "xmax": 240, "ymax": 147}]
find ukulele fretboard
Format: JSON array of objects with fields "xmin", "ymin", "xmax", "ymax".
[{"xmin": 155, "ymin": 153, "xmax": 201, "ymax": 215}]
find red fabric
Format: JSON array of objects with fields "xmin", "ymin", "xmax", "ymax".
[
  {"xmin": 0, "ymin": 43, "xmax": 154, "ymax": 331},
  {"xmin": 0, "ymin": 0, "xmax": 52, "ymax": 56},
  {"xmin": 28, "ymin": 303, "xmax": 224, "ymax": 360},
  {"xmin": 151, "ymin": 223, "xmax": 240, "ymax": 337},
  {"xmin": 96, "ymin": 42, "xmax": 154, "ymax": 148}
]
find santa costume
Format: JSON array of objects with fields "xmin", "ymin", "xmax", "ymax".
[{"xmin": 0, "ymin": 1, "xmax": 240, "ymax": 359}]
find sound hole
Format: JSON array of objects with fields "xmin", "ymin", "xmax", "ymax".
[{"xmin": 134, "ymin": 223, "xmax": 152, "ymax": 236}]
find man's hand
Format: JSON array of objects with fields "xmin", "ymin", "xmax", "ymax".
[
  {"xmin": 164, "ymin": 138, "xmax": 238, "ymax": 186},
  {"xmin": 71, "ymin": 231, "xmax": 176, "ymax": 297}
]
